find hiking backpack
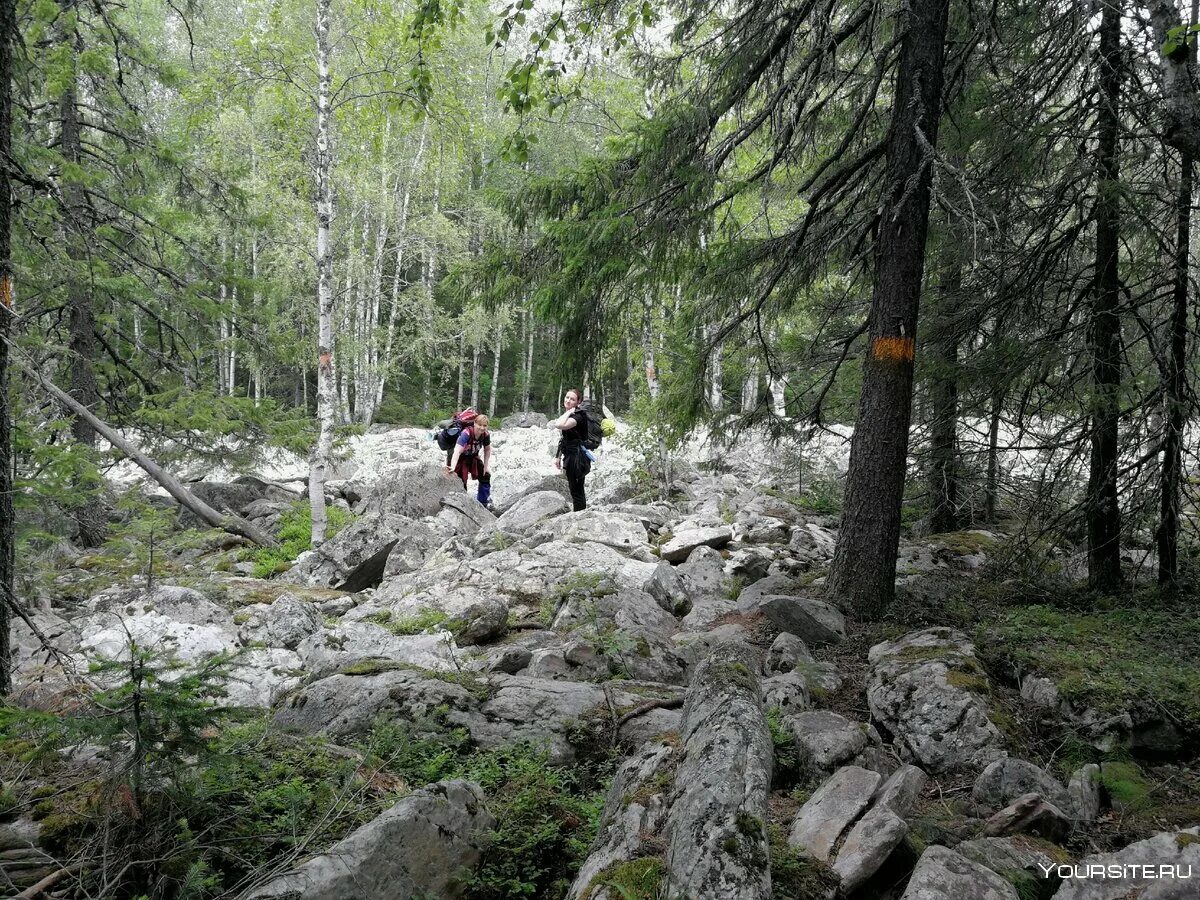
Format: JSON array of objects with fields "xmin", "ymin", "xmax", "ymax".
[
  {"xmin": 436, "ymin": 407, "xmax": 478, "ymax": 452},
  {"xmin": 576, "ymin": 400, "xmax": 606, "ymax": 451}
]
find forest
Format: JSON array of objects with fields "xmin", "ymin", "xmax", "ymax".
[{"xmin": 1, "ymin": 0, "xmax": 1200, "ymax": 897}]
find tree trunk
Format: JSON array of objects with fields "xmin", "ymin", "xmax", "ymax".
[
  {"xmin": 309, "ymin": 0, "xmax": 336, "ymax": 547},
  {"xmin": 828, "ymin": 0, "xmax": 950, "ymax": 619},
  {"xmin": 707, "ymin": 326, "xmax": 724, "ymax": 412},
  {"xmin": 642, "ymin": 296, "xmax": 660, "ymax": 400},
  {"xmin": 984, "ymin": 386, "xmax": 1003, "ymax": 522},
  {"xmin": 1087, "ymin": 0, "xmax": 1123, "ymax": 591},
  {"xmin": 488, "ymin": 319, "xmax": 502, "ymax": 417},
  {"xmin": 523, "ymin": 306, "xmax": 535, "ymax": 410},
  {"xmin": 31, "ymin": 371, "xmax": 277, "ymax": 547},
  {"xmin": 0, "ymin": 0, "xmax": 15, "ymax": 694},
  {"xmin": 61, "ymin": 58, "xmax": 106, "ymax": 547},
  {"xmin": 375, "ymin": 118, "xmax": 429, "ymax": 413},
  {"xmin": 1159, "ymin": 0, "xmax": 1197, "ymax": 587},
  {"xmin": 742, "ymin": 355, "xmax": 758, "ymax": 413},
  {"xmin": 927, "ymin": 243, "xmax": 961, "ymax": 534},
  {"xmin": 470, "ymin": 339, "xmax": 480, "ymax": 410}
]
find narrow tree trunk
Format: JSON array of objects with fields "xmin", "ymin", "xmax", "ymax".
[
  {"xmin": 1087, "ymin": 0, "xmax": 1123, "ymax": 591},
  {"xmin": 488, "ymin": 319, "xmax": 502, "ymax": 417},
  {"xmin": 707, "ymin": 326, "xmax": 724, "ymax": 412},
  {"xmin": 470, "ymin": 339, "xmax": 480, "ymax": 410},
  {"xmin": 984, "ymin": 385, "xmax": 1003, "ymax": 522},
  {"xmin": 1159, "ymin": 0, "xmax": 1197, "ymax": 586},
  {"xmin": 828, "ymin": 0, "xmax": 950, "ymax": 618},
  {"xmin": 456, "ymin": 336, "xmax": 465, "ymax": 409},
  {"xmin": 309, "ymin": 0, "xmax": 336, "ymax": 547},
  {"xmin": 523, "ymin": 307, "xmax": 535, "ymax": 410},
  {"xmin": 927, "ymin": 244, "xmax": 962, "ymax": 534},
  {"xmin": 61, "ymin": 59, "xmax": 105, "ymax": 547},
  {"xmin": 0, "ymin": 0, "xmax": 16, "ymax": 694},
  {"xmin": 32, "ymin": 371, "xmax": 277, "ymax": 547},
  {"xmin": 228, "ymin": 249, "xmax": 238, "ymax": 397},
  {"xmin": 642, "ymin": 296, "xmax": 660, "ymax": 400},
  {"xmin": 742, "ymin": 355, "xmax": 758, "ymax": 413}
]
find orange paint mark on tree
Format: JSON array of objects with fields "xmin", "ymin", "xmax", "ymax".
[
  {"xmin": 872, "ymin": 336, "xmax": 915, "ymax": 363},
  {"xmin": 318, "ymin": 348, "xmax": 333, "ymax": 374},
  {"xmin": 0, "ymin": 276, "xmax": 11, "ymax": 310}
]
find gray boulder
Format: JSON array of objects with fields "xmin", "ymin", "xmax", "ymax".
[
  {"xmin": 295, "ymin": 623, "xmax": 455, "ymax": 678},
  {"xmin": 738, "ymin": 592, "xmax": 846, "ymax": 645},
  {"xmin": 437, "ymin": 491, "xmax": 496, "ymax": 535},
  {"xmin": 762, "ymin": 672, "xmax": 811, "ymax": 715},
  {"xmin": 496, "ymin": 490, "xmax": 569, "ymax": 532},
  {"xmin": 247, "ymin": 780, "xmax": 493, "ymax": 900},
  {"xmin": 450, "ymin": 598, "xmax": 509, "ymax": 646},
  {"xmin": 764, "ymin": 632, "xmax": 814, "ymax": 675},
  {"xmin": 900, "ymin": 845, "xmax": 1020, "ymax": 900},
  {"xmin": 659, "ymin": 524, "xmax": 733, "ymax": 562},
  {"xmin": 785, "ymin": 710, "xmax": 872, "ymax": 771},
  {"xmin": 285, "ymin": 512, "xmax": 430, "ymax": 587},
  {"xmin": 273, "ymin": 666, "xmax": 481, "ymax": 738},
  {"xmin": 956, "ymin": 837, "xmax": 1068, "ymax": 899},
  {"xmin": 832, "ymin": 805, "xmax": 909, "ymax": 894},
  {"xmin": 789, "ymin": 766, "xmax": 881, "ymax": 862},
  {"xmin": 664, "ymin": 641, "xmax": 773, "ymax": 899},
  {"xmin": 1067, "ymin": 763, "xmax": 1100, "ymax": 823},
  {"xmin": 506, "ymin": 411, "xmax": 549, "ymax": 428},
  {"xmin": 866, "ymin": 628, "xmax": 1004, "ymax": 774},
  {"xmin": 348, "ymin": 462, "xmax": 460, "ymax": 518},
  {"xmin": 679, "ymin": 545, "xmax": 738, "ymax": 629},
  {"xmin": 972, "ymin": 758, "xmax": 1073, "ymax": 816},
  {"xmin": 1052, "ymin": 827, "xmax": 1200, "ymax": 899},
  {"xmin": 237, "ymin": 593, "xmax": 323, "ymax": 650},
  {"xmin": 984, "ymin": 794, "xmax": 1072, "ymax": 843},
  {"xmin": 874, "ymin": 764, "xmax": 928, "ymax": 817}
]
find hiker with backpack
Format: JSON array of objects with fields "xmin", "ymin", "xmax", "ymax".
[
  {"xmin": 554, "ymin": 388, "xmax": 592, "ymax": 511},
  {"xmin": 439, "ymin": 409, "xmax": 494, "ymax": 509}
]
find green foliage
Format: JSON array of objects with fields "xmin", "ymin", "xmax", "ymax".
[
  {"xmin": 768, "ymin": 823, "xmax": 839, "ymax": 899},
  {"xmin": 766, "ymin": 708, "xmax": 809, "ymax": 790},
  {"xmin": 251, "ymin": 502, "xmax": 351, "ymax": 577}
]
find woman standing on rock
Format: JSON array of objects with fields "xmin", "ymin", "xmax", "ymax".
[
  {"xmin": 447, "ymin": 413, "xmax": 493, "ymax": 508},
  {"xmin": 554, "ymin": 388, "xmax": 590, "ymax": 511}
]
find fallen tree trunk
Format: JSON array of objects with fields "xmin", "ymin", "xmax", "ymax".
[{"xmin": 33, "ymin": 372, "xmax": 280, "ymax": 548}]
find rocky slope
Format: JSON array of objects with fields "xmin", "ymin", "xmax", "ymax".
[{"xmin": 6, "ymin": 419, "xmax": 1198, "ymax": 899}]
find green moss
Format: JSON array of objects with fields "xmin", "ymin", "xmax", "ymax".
[
  {"xmin": 977, "ymin": 603, "xmax": 1200, "ymax": 732},
  {"xmin": 1176, "ymin": 832, "xmax": 1200, "ymax": 848},
  {"xmin": 769, "ymin": 824, "xmax": 839, "ymax": 898},
  {"xmin": 936, "ymin": 530, "xmax": 1000, "ymax": 556},
  {"xmin": 371, "ymin": 607, "xmax": 449, "ymax": 636},
  {"xmin": 580, "ymin": 857, "xmax": 666, "ymax": 900},
  {"xmin": 724, "ymin": 576, "xmax": 747, "ymax": 601},
  {"xmin": 625, "ymin": 769, "xmax": 675, "ymax": 808},
  {"xmin": 945, "ymin": 669, "xmax": 991, "ymax": 694},
  {"xmin": 1099, "ymin": 761, "xmax": 1153, "ymax": 811}
]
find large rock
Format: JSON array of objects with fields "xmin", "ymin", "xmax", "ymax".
[
  {"xmin": 832, "ymin": 805, "xmax": 909, "ymax": 894},
  {"xmin": 567, "ymin": 741, "xmax": 678, "ymax": 900},
  {"xmin": 874, "ymin": 764, "xmax": 928, "ymax": 817},
  {"xmin": 659, "ymin": 524, "xmax": 733, "ymax": 562},
  {"xmin": 789, "ymin": 766, "xmax": 881, "ymax": 862},
  {"xmin": 531, "ymin": 509, "xmax": 651, "ymax": 557},
  {"xmin": 86, "ymin": 584, "xmax": 229, "ymax": 627},
  {"xmin": 737, "ymin": 592, "xmax": 846, "ymax": 645},
  {"xmin": 345, "ymin": 462, "xmax": 461, "ymax": 518},
  {"xmin": 972, "ymin": 758, "xmax": 1073, "ymax": 816},
  {"xmin": 1067, "ymin": 764, "xmax": 1100, "ymax": 823},
  {"xmin": 437, "ymin": 491, "xmax": 496, "ymax": 535},
  {"xmin": 237, "ymin": 593, "xmax": 323, "ymax": 650},
  {"xmin": 79, "ymin": 611, "xmax": 237, "ymax": 667},
  {"xmin": 505, "ymin": 410, "xmax": 549, "ymax": 428},
  {"xmin": 984, "ymin": 794, "xmax": 1072, "ymax": 843},
  {"xmin": 901, "ymin": 845, "xmax": 1020, "ymax": 900},
  {"xmin": 785, "ymin": 710, "xmax": 872, "ymax": 771},
  {"xmin": 956, "ymin": 836, "xmax": 1068, "ymax": 899},
  {"xmin": 1052, "ymin": 827, "xmax": 1200, "ymax": 899},
  {"xmin": 295, "ymin": 623, "xmax": 456, "ymax": 678},
  {"xmin": 273, "ymin": 666, "xmax": 481, "ymax": 737},
  {"xmin": 178, "ymin": 477, "xmax": 293, "ymax": 527},
  {"xmin": 764, "ymin": 632, "xmax": 814, "ymax": 675},
  {"xmin": 285, "ymin": 512, "xmax": 434, "ymax": 587},
  {"xmin": 867, "ymin": 628, "xmax": 1004, "ymax": 774},
  {"xmin": 247, "ymin": 780, "xmax": 493, "ymax": 900},
  {"xmin": 664, "ymin": 642, "xmax": 773, "ymax": 899},
  {"xmin": 678, "ymin": 546, "xmax": 737, "ymax": 629},
  {"xmin": 496, "ymin": 490, "xmax": 569, "ymax": 532}
]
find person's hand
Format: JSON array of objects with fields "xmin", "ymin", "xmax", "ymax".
[
  {"xmin": 554, "ymin": 457, "xmax": 561, "ymax": 471},
  {"xmin": 445, "ymin": 465, "xmax": 454, "ymax": 475}
]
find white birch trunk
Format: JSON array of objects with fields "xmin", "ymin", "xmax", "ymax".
[
  {"xmin": 375, "ymin": 118, "xmax": 428, "ymax": 411},
  {"xmin": 742, "ymin": 355, "xmax": 758, "ymax": 413},
  {"xmin": 488, "ymin": 319, "xmax": 502, "ymax": 417},
  {"xmin": 642, "ymin": 296, "xmax": 660, "ymax": 400},
  {"xmin": 310, "ymin": 0, "xmax": 336, "ymax": 546},
  {"xmin": 470, "ymin": 339, "xmax": 480, "ymax": 410}
]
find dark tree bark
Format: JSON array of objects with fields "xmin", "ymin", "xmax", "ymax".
[
  {"xmin": 984, "ymin": 385, "xmax": 1003, "ymax": 523},
  {"xmin": 927, "ymin": 242, "xmax": 962, "ymax": 534},
  {"xmin": 60, "ymin": 44, "xmax": 106, "ymax": 547},
  {"xmin": 828, "ymin": 0, "xmax": 950, "ymax": 618},
  {"xmin": 1087, "ymin": 0, "xmax": 1123, "ymax": 591},
  {"xmin": 1159, "ymin": 0, "xmax": 1198, "ymax": 587},
  {"xmin": 0, "ymin": 0, "xmax": 15, "ymax": 695}
]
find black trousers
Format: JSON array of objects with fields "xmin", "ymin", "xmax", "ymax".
[{"xmin": 563, "ymin": 446, "xmax": 589, "ymax": 511}]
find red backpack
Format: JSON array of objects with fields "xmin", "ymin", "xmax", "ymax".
[{"xmin": 436, "ymin": 408, "xmax": 478, "ymax": 452}]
